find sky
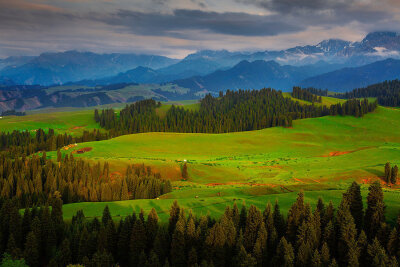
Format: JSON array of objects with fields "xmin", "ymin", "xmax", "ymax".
[{"xmin": 1, "ymin": 0, "xmax": 400, "ymax": 59}]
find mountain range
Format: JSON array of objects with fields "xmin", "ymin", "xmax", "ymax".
[
  {"xmin": 1, "ymin": 31, "xmax": 400, "ymax": 87},
  {"xmin": 0, "ymin": 31, "xmax": 400, "ymax": 111}
]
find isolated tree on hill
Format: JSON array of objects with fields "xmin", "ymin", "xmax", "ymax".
[
  {"xmin": 182, "ymin": 162, "xmax": 188, "ymax": 179},
  {"xmin": 385, "ymin": 162, "xmax": 391, "ymax": 183},
  {"xmin": 391, "ymin": 165, "xmax": 398, "ymax": 184}
]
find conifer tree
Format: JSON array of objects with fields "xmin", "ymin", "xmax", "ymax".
[
  {"xmin": 102, "ymin": 205, "xmax": 112, "ymax": 226},
  {"xmin": 273, "ymin": 237, "xmax": 294, "ymax": 267},
  {"xmin": 344, "ymin": 182, "xmax": 364, "ymax": 231},
  {"xmin": 244, "ymin": 205, "xmax": 263, "ymax": 251},
  {"xmin": 130, "ymin": 220, "xmax": 146, "ymax": 266},
  {"xmin": 273, "ymin": 200, "xmax": 285, "ymax": 237},
  {"xmin": 368, "ymin": 238, "xmax": 391, "ymax": 267},
  {"xmin": 169, "ymin": 201, "xmax": 180, "ymax": 235},
  {"xmin": 336, "ymin": 197, "xmax": 358, "ymax": 265},
  {"xmin": 391, "ymin": 165, "xmax": 398, "ymax": 184},
  {"xmin": 385, "ymin": 162, "xmax": 391, "ymax": 183},
  {"xmin": 182, "ymin": 162, "xmax": 188, "ymax": 179},
  {"xmin": 170, "ymin": 214, "xmax": 186, "ymax": 267},
  {"xmin": 365, "ymin": 182, "xmax": 386, "ymax": 239},
  {"xmin": 24, "ymin": 232, "xmax": 40, "ymax": 267}
]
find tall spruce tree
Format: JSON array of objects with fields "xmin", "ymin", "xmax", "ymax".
[
  {"xmin": 365, "ymin": 182, "xmax": 386, "ymax": 239},
  {"xmin": 385, "ymin": 162, "xmax": 391, "ymax": 183}
]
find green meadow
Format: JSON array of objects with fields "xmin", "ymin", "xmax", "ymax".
[
  {"xmin": 4, "ymin": 96, "xmax": 399, "ymax": 221},
  {"xmin": 47, "ymin": 105, "xmax": 400, "ymax": 221}
]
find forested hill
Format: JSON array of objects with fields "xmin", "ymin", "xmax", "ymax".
[
  {"xmin": 96, "ymin": 88, "xmax": 377, "ymax": 135},
  {"xmin": 338, "ymin": 80, "xmax": 400, "ymax": 107}
]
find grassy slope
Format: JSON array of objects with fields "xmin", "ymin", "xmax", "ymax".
[
  {"xmin": 58, "ymin": 106, "xmax": 400, "ymax": 183},
  {"xmin": 52, "ymin": 106, "xmax": 400, "ymax": 221},
  {"xmin": 4, "ymin": 96, "xmax": 398, "ymax": 221},
  {"xmin": 0, "ymin": 110, "xmax": 99, "ymax": 136},
  {"xmin": 62, "ymin": 189, "xmax": 400, "ymax": 224}
]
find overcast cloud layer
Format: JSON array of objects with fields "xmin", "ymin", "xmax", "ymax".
[{"xmin": 0, "ymin": 0, "xmax": 400, "ymax": 58}]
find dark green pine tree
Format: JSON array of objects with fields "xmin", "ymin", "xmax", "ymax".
[
  {"xmin": 391, "ymin": 165, "xmax": 398, "ymax": 184},
  {"xmin": 148, "ymin": 250, "xmax": 161, "ymax": 267},
  {"xmin": 336, "ymin": 198, "xmax": 358, "ymax": 266},
  {"xmin": 170, "ymin": 214, "xmax": 186, "ymax": 267},
  {"xmin": 320, "ymin": 242, "xmax": 330, "ymax": 266},
  {"xmin": 311, "ymin": 249, "xmax": 322, "ymax": 267},
  {"xmin": 243, "ymin": 205, "xmax": 263, "ymax": 251},
  {"xmin": 117, "ymin": 218, "xmax": 132, "ymax": 265},
  {"xmin": 102, "ymin": 205, "xmax": 112, "ymax": 226},
  {"xmin": 286, "ymin": 191, "xmax": 305, "ymax": 242},
  {"xmin": 130, "ymin": 220, "xmax": 147, "ymax": 266},
  {"xmin": 367, "ymin": 238, "xmax": 391, "ymax": 267},
  {"xmin": 385, "ymin": 162, "xmax": 391, "ymax": 183},
  {"xmin": 168, "ymin": 201, "xmax": 180, "ymax": 235},
  {"xmin": 56, "ymin": 239, "xmax": 71, "ymax": 267},
  {"xmin": 91, "ymin": 249, "xmax": 114, "ymax": 267},
  {"xmin": 344, "ymin": 182, "xmax": 364, "ymax": 231},
  {"xmin": 6, "ymin": 234, "xmax": 22, "ymax": 259},
  {"xmin": 273, "ymin": 200, "xmax": 286, "ymax": 237},
  {"xmin": 386, "ymin": 228, "xmax": 398, "ymax": 257},
  {"xmin": 273, "ymin": 237, "xmax": 295, "ymax": 267},
  {"xmin": 182, "ymin": 163, "xmax": 189, "ymax": 179},
  {"xmin": 364, "ymin": 182, "xmax": 386, "ymax": 239},
  {"xmin": 24, "ymin": 232, "xmax": 40, "ymax": 267},
  {"xmin": 146, "ymin": 208, "xmax": 159, "ymax": 248}
]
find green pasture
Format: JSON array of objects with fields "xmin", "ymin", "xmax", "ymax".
[
  {"xmin": 3, "ymin": 97, "xmax": 399, "ymax": 222},
  {"xmin": 0, "ymin": 109, "xmax": 100, "ymax": 135},
  {"xmin": 53, "ymin": 106, "xmax": 400, "ymax": 186},
  {"xmin": 62, "ymin": 188, "xmax": 400, "ymax": 224}
]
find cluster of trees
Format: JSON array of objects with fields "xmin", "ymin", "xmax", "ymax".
[
  {"xmin": 1, "ymin": 110, "xmax": 26, "ymax": 116},
  {"xmin": 0, "ymin": 128, "xmax": 108, "ymax": 157},
  {"xmin": 0, "ymin": 152, "xmax": 171, "ymax": 207},
  {"xmin": 384, "ymin": 162, "xmax": 398, "ymax": 184},
  {"xmin": 292, "ymin": 87, "xmax": 322, "ymax": 103},
  {"xmin": 338, "ymin": 80, "xmax": 400, "ymax": 107},
  {"xmin": 303, "ymin": 88, "xmax": 329, "ymax": 97},
  {"xmin": 95, "ymin": 89, "xmax": 377, "ymax": 135},
  {"xmin": 0, "ymin": 181, "xmax": 399, "ymax": 266},
  {"xmin": 328, "ymin": 99, "xmax": 377, "ymax": 118}
]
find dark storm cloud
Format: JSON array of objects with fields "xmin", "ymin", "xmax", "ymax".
[
  {"xmin": 236, "ymin": 0, "xmax": 390, "ymax": 26},
  {"xmin": 97, "ymin": 9, "xmax": 303, "ymax": 37}
]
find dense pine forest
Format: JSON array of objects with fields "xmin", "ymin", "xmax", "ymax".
[
  {"xmin": 337, "ymin": 80, "xmax": 400, "ymax": 107},
  {"xmin": 0, "ymin": 128, "xmax": 108, "ymax": 157},
  {"xmin": 0, "ymin": 153, "xmax": 171, "ymax": 207},
  {"xmin": 96, "ymin": 88, "xmax": 377, "ymax": 135},
  {"xmin": 292, "ymin": 87, "xmax": 322, "ymax": 103},
  {"xmin": 1, "ymin": 182, "xmax": 399, "ymax": 267}
]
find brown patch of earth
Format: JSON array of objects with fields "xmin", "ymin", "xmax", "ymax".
[
  {"xmin": 72, "ymin": 147, "xmax": 92, "ymax": 154},
  {"xmin": 320, "ymin": 146, "xmax": 375, "ymax": 157},
  {"xmin": 70, "ymin": 125, "xmax": 86, "ymax": 130}
]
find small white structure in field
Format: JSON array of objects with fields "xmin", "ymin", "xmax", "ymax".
[
  {"xmin": 0, "ymin": 117, "xmax": 2, "ymax": 119},
  {"xmin": 184, "ymin": 159, "xmax": 187, "ymax": 162}
]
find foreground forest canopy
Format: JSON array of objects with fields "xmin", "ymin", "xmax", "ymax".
[
  {"xmin": 1, "ymin": 182, "xmax": 399, "ymax": 267},
  {"xmin": 95, "ymin": 88, "xmax": 377, "ymax": 135}
]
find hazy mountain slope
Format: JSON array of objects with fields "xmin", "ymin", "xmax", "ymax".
[
  {"xmin": 300, "ymin": 58, "xmax": 400, "ymax": 92},
  {"xmin": 0, "ymin": 51, "xmax": 178, "ymax": 85}
]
